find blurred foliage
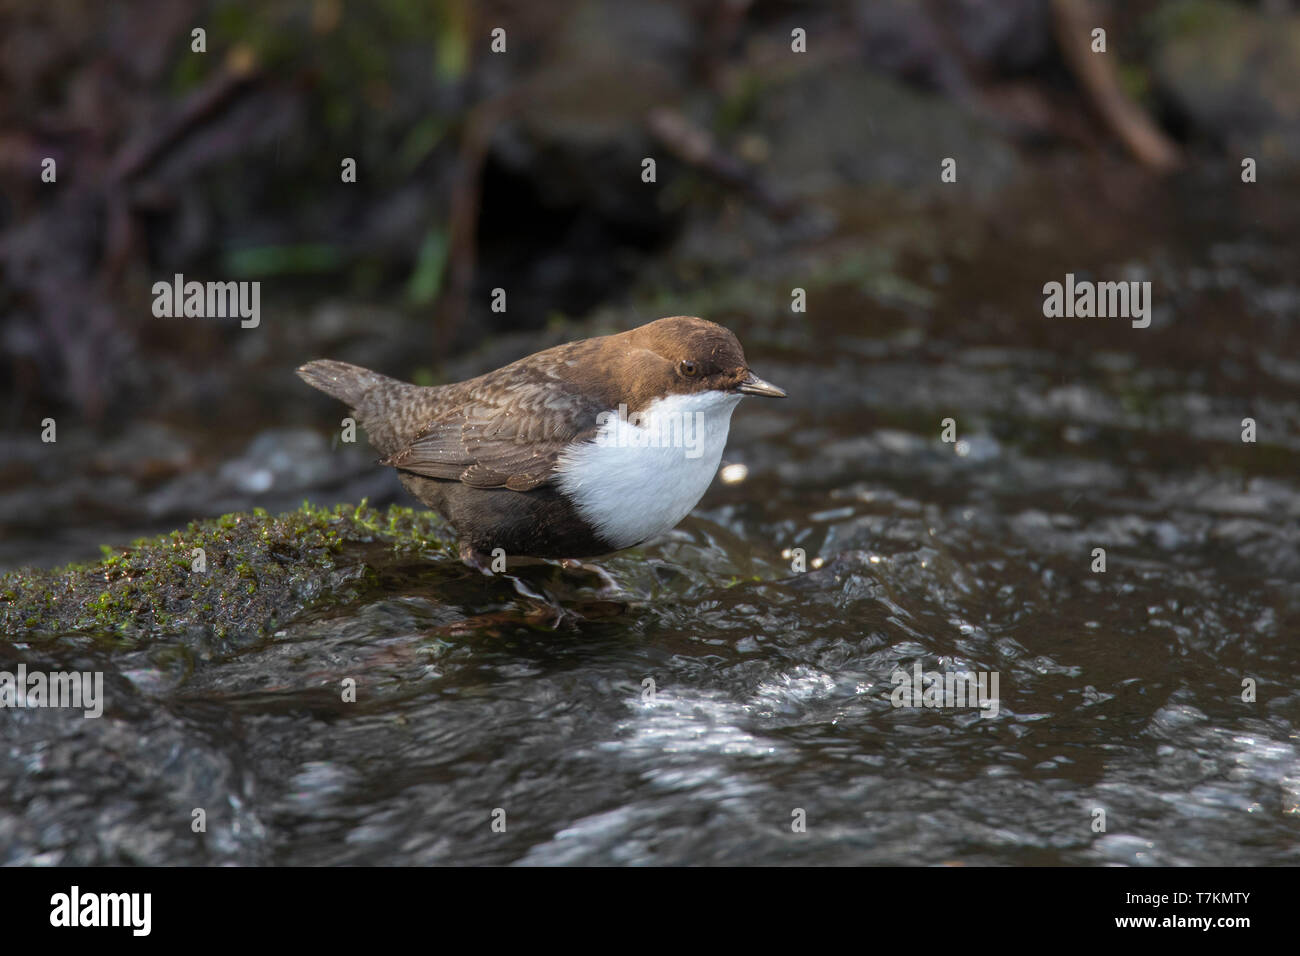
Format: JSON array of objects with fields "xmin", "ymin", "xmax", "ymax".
[
  {"xmin": 407, "ymin": 226, "xmax": 449, "ymax": 304},
  {"xmin": 223, "ymin": 242, "xmax": 344, "ymax": 277},
  {"xmin": 1, "ymin": 0, "xmax": 1295, "ymax": 420}
]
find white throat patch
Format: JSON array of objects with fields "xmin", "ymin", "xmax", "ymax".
[{"xmin": 554, "ymin": 390, "xmax": 742, "ymax": 550}]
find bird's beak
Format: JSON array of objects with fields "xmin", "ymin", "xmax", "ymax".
[{"xmin": 736, "ymin": 370, "xmax": 787, "ymax": 398}]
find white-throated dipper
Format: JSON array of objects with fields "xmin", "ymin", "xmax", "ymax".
[{"xmin": 297, "ymin": 316, "xmax": 785, "ymax": 569}]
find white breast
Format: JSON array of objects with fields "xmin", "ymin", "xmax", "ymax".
[{"xmin": 554, "ymin": 390, "xmax": 742, "ymax": 550}]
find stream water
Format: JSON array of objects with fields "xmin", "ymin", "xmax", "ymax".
[{"xmin": 2, "ymin": 164, "xmax": 1298, "ymax": 865}]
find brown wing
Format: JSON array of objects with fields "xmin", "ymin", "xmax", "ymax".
[{"xmin": 379, "ymin": 371, "xmax": 606, "ymax": 492}]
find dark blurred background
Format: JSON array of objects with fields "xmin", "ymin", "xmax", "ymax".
[{"xmin": 1, "ymin": 0, "xmax": 1297, "ymax": 568}]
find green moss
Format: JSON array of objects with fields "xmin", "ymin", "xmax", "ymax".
[{"xmin": 0, "ymin": 503, "xmax": 456, "ymax": 641}]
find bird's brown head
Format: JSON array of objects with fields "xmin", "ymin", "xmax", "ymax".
[{"xmin": 612, "ymin": 316, "xmax": 786, "ymax": 410}]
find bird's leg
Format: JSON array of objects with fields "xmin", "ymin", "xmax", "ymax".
[
  {"xmin": 459, "ymin": 540, "xmax": 573, "ymax": 625},
  {"xmin": 458, "ymin": 540, "xmax": 495, "ymax": 576}
]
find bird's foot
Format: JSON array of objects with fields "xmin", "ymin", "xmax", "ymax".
[
  {"xmin": 459, "ymin": 542, "xmax": 575, "ymax": 626},
  {"xmin": 510, "ymin": 575, "xmax": 581, "ymax": 628},
  {"xmin": 558, "ymin": 558, "xmax": 622, "ymax": 597}
]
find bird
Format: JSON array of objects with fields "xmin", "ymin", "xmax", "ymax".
[{"xmin": 297, "ymin": 315, "xmax": 785, "ymax": 571}]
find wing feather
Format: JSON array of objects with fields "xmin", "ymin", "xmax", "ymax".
[{"xmin": 379, "ymin": 367, "xmax": 605, "ymax": 490}]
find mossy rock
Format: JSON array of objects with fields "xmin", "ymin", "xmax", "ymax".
[
  {"xmin": 750, "ymin": 61, "xmax": 1021, "ymax": 200},
  {"xmin": 1150, "ymin": 0, "xmax": 1300, "ymax": 163},
  {"xmin": 0, "ymin": 503, "xmax": 456, "ymax": 641}
]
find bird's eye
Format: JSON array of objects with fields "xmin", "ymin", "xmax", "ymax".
[{"xmin": 679, "ymin": 360, "xmax": 698, "ymax": 377}]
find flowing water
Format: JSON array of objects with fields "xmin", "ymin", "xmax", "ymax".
[{"xmin": 3, "ymin": 165, "xmax": 1299, "ymax": 865}]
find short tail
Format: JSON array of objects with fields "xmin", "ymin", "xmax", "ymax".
[
  {"xmin": 296, "ymin": 359, "xmax": 422, "ymax": 457},
  {"xmin": 296, "ymin": 359, "xmax": 398, "ymax": 407}
]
